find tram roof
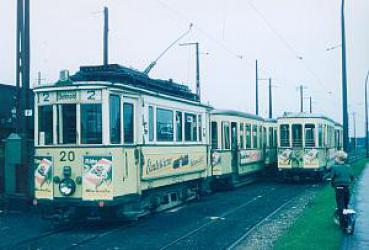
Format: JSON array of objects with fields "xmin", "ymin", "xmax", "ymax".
[
  {"xmin": 278, "ymin": 112, "xmax": 341, "ymax": 126},
  {"xmin": 67, "ymin": 64, "xmax": 199, "ymax": 102},
  {"xmin": 210, "ymin": 109, "xmax": 264, "ymax": 121}
]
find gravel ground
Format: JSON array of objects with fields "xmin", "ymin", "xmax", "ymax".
[{"xmin": 234, "ymin": 184, "xmax": 322, "ymax": 250}]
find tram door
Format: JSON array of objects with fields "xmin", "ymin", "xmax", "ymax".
[{"xmin": 231, "ymin": 122, "xmax": 238, "ymax": 173}]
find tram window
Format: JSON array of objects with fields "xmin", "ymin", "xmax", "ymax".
[
  {"xmin": 231, "ymin": 122, "xmax": 238, "ymax": 149},
  {"xmin": 81, "ymin": 104, "xmax": 102, "ymax": 144},
  {"xmin": 305, "ymin": 124, "xmax": 315, "ymax": 147},
  {"xmin": 240, "ymin": 123, "xmax": 244, "ymax": 149},
  {"xmin": 246, "ymin": 124, "xmax": 252, "ymax": 148},
  {"xmin": 185, "ymin": 113, "xmax": 197, "ymax": 142},
  {"xmin": 149, "ymin": 106, "xmax": 154, "ymax": 141},
  {"xmin": 58, "ymin": 104, "xmax": 77, "ymax": 144},
  {"xmin": 252, "ymin": 125, "xmax": 258, "ymax": 149},
  {"xmin": 156, "ymin": 108, "xmax": 173, "ymax": 142},
  {"xmin": 176, "ymin": 111, "xmax": 183, "ymax": 142},
  {"xmin": 38, "ymin": 105, "xmax": 53, "ymax": 145},
  {"xmin": 222, "ymin": 122, "xmax": 230, "ymax": 149},
  {"xmin": 318, "ymin": 125, "xmax": 323, "ymax": 147},
  {"xmin": 268, "ymin": 127, "xmax": 273, "ymax": 148},
  {"xmin": 273, "ymin": 128, "xmax": 278, "ymax": 147},
  {"xmin": 292, "ymin": 124, "xmax": 303, "ymax": 148},
  {"xmin": 263, "ymin": 127, "xmax": 267, "ymax": 148},
  {"xmin": 198, "ymin": 115, "xmax": 203, "ymax": 142},
  {"xmin": 211, "ymin": 121, "xmax": 218, "ymax": 149},
  {"xmin": 280, "ymin": 124, "xmax": 290, "ymax": 147},
  {"xmin": 124, "ymin": 103, "xmax": 134, "ymax": 143},
  {"xmin": 109, "ymin": 95, "xmax": 121, "ymax": 144}
]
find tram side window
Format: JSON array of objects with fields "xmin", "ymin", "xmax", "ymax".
[
  {"xmin": 58, "ymin": 104, "xmax": 77, "ymax": 144},
  {"xmin": 318, "ymin": 125, "xmax": 323, "ymax": 147},
  {"xmin": 176, "ymin": 111, "xmax": 182, "ymax": 142},
  {"xmin": 109, "ymin": 95, "xmax": 121, "ymax": 144},
  {"xmin": 263, "ymin": 127, "xmax": 267, "ymax": 148},
  {"xmin": 305, "ymin": 124, "xmax": 315, "ymax": 147},
  {"xmin": 38, "ymin": 105, "xmax": 53, "ymax": 145},
  {"xmin": 222, "ymin": 122, "xmax": 230, "ymax": 149},
  {"xmin": 211, "ymin": 121, "xmax": 218, "ymax": 149},
  {"xmin": 81, "ymin": 104, "xmax": 102, "ymax": 144},
  {"xmin": 268, "ymin": 127, "xmax": 273, "ymax": 148},
  {"xmin": 280, "ymin": 124, "xmax": 290, "ymax": 147},
  {"xmin": 252, "ymin": 125, "xmax": 258, "ymax": 149},
  {"xmin": 292, "ymin": 124, "xmax": 303, "ymax": 148},
  {"xmin": 149, "ymin": 106, "xmax": 154, "ymax": 141},
  {"xmin": 240, "ymin": 123, "xmax": 244, "ymax": 149},
  {"xmin": 185, "ymin": 113, "xmax": 197, "ymax": 142},
  {"xmin": 124, "ymin": 103, "xmax": 134, "ymax": 143},
  {"xmin": 273, "ymin": 128, "xmax": 278, "ymax": 147},
  {"xmin": 246, "ymin": 124, "xmax": 252, "ymax": 148},
  {"xmin": 198, "ymin": 115, "xmax": 203, "ymax": 142},
  {"xmin": 156, "ymin": 108, "xmax": 173, "ymax": 142}
]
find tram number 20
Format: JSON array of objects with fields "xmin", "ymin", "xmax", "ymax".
[{"xmin": 60, "ymin": 151, "xmax": 75, "ymax": 162}]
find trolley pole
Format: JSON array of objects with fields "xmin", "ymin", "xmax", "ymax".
[
  {"xmin": 299, "ymin": 85, "xmax": 304, "ymax": 112},
  {"xmin": 103, "ymin": 6, "xmax": 109, "ymax": 65},
  {"xmin": 365, "ymin": 70, "xmax": 369, "ymax": 157},
  {"xmin": 268, "ymin": 78, "xmax": 272, "ymax": 118},
  {"xmin": 341, "ymin": 0, "xmax": 349, "ymax": 152},
  {"xmin": 179, "ymin": 42, "xmax": 201, "ymax": 101},
  {"xmin": 255, "ymin": 60, "xmax": 259, "ymax": 115}
]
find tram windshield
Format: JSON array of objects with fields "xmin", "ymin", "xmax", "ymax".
[
  {"xmin": 81, "ymin": 104, "xmax": 102, "ymax": 144},
  {"xmin": 58, "ymin": 104, "xmax": 77, "ymax": 144}
]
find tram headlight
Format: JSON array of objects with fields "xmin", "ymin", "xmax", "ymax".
[{"xmin": 59, "ymin": 178, "xmax": 76, "ymax": 196}]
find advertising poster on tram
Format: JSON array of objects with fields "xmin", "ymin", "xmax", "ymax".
[
  {"xmin": 239, "ymin": 150, "xmax": 262, "ymax": 165},
  {"xmin": 142, "ymin": 152, "xmax": 206, "ymax": 179},
  {"xmin": 34, "ymin": 156, "xmax": 53, "ymax": 199},
  {"xmin": 304, "ymin": 149, "xmax": 320, "ymax": 168},
  {"xmin": 82, "ymin": 156, "xmax": 113, "ymax": 200}
]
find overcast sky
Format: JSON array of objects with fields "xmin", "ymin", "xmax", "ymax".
[{"xmin": 1, "ymin": 0, "xmax": 369, "ymax": 136}]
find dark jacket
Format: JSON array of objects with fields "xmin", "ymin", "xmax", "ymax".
[{"xmin": 331, "ymin": 164, "xmax": 354, "ymax": 187}]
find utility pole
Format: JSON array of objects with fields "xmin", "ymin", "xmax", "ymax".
[
  {"xmin": 309, "ymin": 96, "xmax": 312, "ymax": 113},
  {"xmin": 103, "ymin": 6, "xmax": 109, "ymax": 65},
  {"xmin": 365, "ymin": 70, "xmax": 369, "ymax": 157},
  {"xmin": 299, "ymin": 85, "xmax": 304, "ymax": 112},
  {"xmin": 341, "ymin": 0, "xmax": 349, "ymax": 152},
  {"xmin": 268, "ymin": 78, "xmax": 272, "ymax": 118},
  {"xmin": 352, "ymin": 112, "xmax": 357, "ymax": 152},
  {"xmin": 255, "ymin": 60, "xmax": 259, "ymax": 115},
  {"xmin": 179, "ymin": 42, "xmax": 201, "ymax": 101}
]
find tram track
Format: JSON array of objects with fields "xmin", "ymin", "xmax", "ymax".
[{"xmin": 157, "ymin": 183, "xmax": 312, "ymax": 250}]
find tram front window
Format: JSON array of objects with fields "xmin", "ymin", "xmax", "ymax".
[
  {"xmin": 38, "ymin": 105, "xmax": 53, "ymax": 145},
  {"xmin": 58, "ymin": 104, "xmax": 77, "ymax": 144},
  {"xmin": 81, "ymin": 104, "xmax": 102, "ymax": 144}
]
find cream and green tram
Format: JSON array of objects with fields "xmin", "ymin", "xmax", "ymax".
[
  {"xmin": 33, "ymin": 64, "xmax": 211, "ymax": 221},
  {"xmin": 210, "ymin": 110, "xmax": 265, "ymax": 189},
  {"xmin": 277, "ymin": 113, "xmax": 340, "ymax": 180}
]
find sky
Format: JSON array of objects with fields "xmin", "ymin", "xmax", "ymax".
[{"xmin": 1, "ymin": 0, "xmax": 369, "ymax": 136}]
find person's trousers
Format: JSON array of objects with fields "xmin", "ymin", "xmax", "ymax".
[{"xmin": 335, "ymin": 185, "xmax": 350, "ymax": 227}]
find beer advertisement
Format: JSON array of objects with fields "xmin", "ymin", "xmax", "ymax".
[
  {"xmin": 34, "ymin": 156, "xmax": 53, "ymax": 200},
  {"xmin": 82, "ymin": 156, "xmax": 113, "ymax": 200}
]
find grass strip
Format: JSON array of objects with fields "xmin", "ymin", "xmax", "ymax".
[{"xmin": 274, "ymin": 159, "xmax": 368, "ymax": 250}]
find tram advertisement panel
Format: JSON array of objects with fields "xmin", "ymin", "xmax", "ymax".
[
  {"xmin": 34, "ymin": 156, "xmax": 53, "ymax": 200},
  {"xmin": 239, "ymin": 150, "xmax": 262, "ymax": 165},
  {"xmin": 278, "ymin": 149, "xmax": 304, "ymax": 168},
  {"xmin": 304, "ymin": 149, "xmax": 319, "ymax": 168},
  {"xmin": 82, "ymin": 156, "xmax": 113, "ymax": 200},
  {"xmin": 142, "ymin": 152, "xmax": 206, "ymax": 179}
]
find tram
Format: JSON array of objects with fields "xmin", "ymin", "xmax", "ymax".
[
  {"xmin": 33, "ymin": 64, "xmax": 211, "ymax": 221},
  {"xmin": 277, "ymin": 112, "xmax": 343, "ymax": 181},
  {"xmin": 210, "ymin": 110, "xmax": 272, "ymax": 189}
]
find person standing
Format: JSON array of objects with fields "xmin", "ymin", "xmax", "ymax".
[{"xmin": 330, "ymin": 151, "xmax": 354, "ymax": 228}]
